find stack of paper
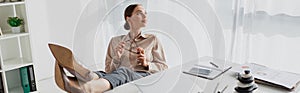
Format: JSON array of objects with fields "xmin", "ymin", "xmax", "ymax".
[{"xmin": 238, "ymin": 63, "xmax": 300, "ymax": 90}]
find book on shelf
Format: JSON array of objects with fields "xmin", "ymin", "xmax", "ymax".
[
  {"xmin": 20, "ymin": 65, "xmax": 37, "ymax": 92},
  {"xmin": 20, "ymin": 66, "xmax": 30, "ymax": 93},
  {"xmin": 27, "ymin": 65, "xmax": 36, "ymax": 91},
  {"xmin": 0, "ymin": 73, "xmax": 4, "ymax": 93},
  {"xmin": 0, "ymin": 27, "xmax": 3, "ymax": 36},
  {"xmin": 234, "ymin": 63, "xmax": 300, "ymax": 91}
]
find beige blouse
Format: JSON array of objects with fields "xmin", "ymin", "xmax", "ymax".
[{"xmin": 105, "ymin": 33, "xmax": 168, "ymax": 74}]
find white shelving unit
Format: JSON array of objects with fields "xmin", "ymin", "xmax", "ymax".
[{"xmin": 0, "ymin": 0, "xmax": 36, "ymax": 93}]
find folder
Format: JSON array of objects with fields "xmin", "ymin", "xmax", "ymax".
[
  {"xmin": 20, "ymin": 67, "xmax": 30, "ymax": 93},
  {"xmin": 0, "ymin": 73, "xmax": 4, "ymax": 93},
  {"xmin": 27, "ymin": 65, "xmax": 37, "ymax": 91}
]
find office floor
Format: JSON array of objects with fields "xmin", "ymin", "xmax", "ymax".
[{"xmin": 38, "ymin": 77, "xmax": 65, "ymax": 93}]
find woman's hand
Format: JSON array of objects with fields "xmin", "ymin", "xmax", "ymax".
[
  {"xmin": 136, "ymin": 47, "xmax": 148, "ymax": 67},
  {"xmin": 115, "ymin": 41, "xmax": 125, "ymax": 59}
]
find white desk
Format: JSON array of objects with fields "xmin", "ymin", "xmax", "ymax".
[{"xmin": 106, "ymin": 57, "xmax": 300, "ymax": 93}]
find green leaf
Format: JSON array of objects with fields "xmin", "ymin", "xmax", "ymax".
[{"xmin": 7, "ymin": 17, "xmax": 24, "ymax": 27}]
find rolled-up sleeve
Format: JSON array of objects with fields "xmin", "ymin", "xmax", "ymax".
[{"xmin": 148, "ymin": 36, "xmax": 168, "ymax": 73}]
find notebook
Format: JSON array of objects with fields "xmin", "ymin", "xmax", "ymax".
[{"xmin": 183, "ymin": 64, "xmax": 232, "ymax": 80}]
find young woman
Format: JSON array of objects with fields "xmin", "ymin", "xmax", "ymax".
[{"xmin": 49, "ymin": 4, "xmax": 167, "ymax": 93}]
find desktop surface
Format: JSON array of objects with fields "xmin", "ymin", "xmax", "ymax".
[{"xmin": 106, "ymin": 56, "xmax": 300, "ymax": 93}]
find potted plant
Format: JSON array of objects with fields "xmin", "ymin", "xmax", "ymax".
[{"xmin": 7, "ymin": 16, "xmax": 24, "ymax": 33}]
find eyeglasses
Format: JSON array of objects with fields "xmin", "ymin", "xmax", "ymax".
[
  {"xmin": 121, "ymin": 33, "xmax": 142, "ymax": 54},
  {"xmin": 124, "ymin": 47, "xmax": 139, "ymax": 54},
  {"xmin": 123, "ymin": 39, "xmax": 139, "ymax": 54}
]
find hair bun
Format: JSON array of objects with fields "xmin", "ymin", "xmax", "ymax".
[{"xmin": 124, "ymin": 21, "xmax": 130, "ymax": 30}]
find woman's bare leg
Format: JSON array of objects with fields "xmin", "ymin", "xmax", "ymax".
[
  {"xmin": 90, "ymin": 73, "xmax": 100, "ymax": 80},
  {"xmin": 83, "ymin": 78, "xmax": 111, "ymax": 93}
]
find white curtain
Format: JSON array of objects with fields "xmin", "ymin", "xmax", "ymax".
[
  {"xmin": 254, "ymin": 0, "xmax": 300, "ymax": 16},
  {"xmin": 232, "ymin": 0, "xmax": 300, "ymax": 74}
]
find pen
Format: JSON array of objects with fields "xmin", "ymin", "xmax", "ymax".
[
  {"xmin": 210, "ymin": 62, "xmax": 219, "ymax": 68},
  {"xmin": 221, "ymin": 85, "xmax": 228, "ymax": 93},
  {"xmin": 214, "ymin": 82, "xmax": 219, "ymax": 93},
  {"xmin": 216, "ymin": 85, "xmax": 228, "ymax": 93}
]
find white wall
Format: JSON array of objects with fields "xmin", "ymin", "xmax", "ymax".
[
  {"xmin": 25, "ymin": 0, "xmax": 51, "ymax": 91},
  {"xmin": 26, "ymin": 0, "xmax": 87, "ymax": 92}
]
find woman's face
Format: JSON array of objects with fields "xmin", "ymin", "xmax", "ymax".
[{"xmin": 127, "ymin": 5, "xmax": 147, "ymax": 29}]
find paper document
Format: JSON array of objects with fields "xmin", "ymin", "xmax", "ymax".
[{"xmin": 239, "ymin": 63, "xmax": 300, "ymax": 90}]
